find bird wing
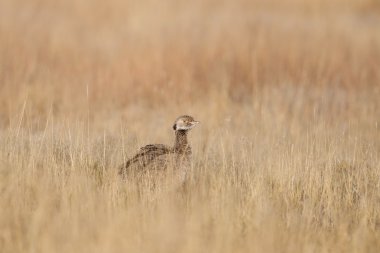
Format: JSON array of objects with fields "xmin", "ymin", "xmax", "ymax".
[{"xmin": 118, "ymin": 144, "xmax": 173, "ymax": 177}]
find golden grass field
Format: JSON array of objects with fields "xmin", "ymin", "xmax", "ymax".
[{"xmin": 1, "ymin": 0, "xmax": 380, "ymax": 252}]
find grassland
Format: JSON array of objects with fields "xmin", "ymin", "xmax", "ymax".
[{"xmin": 0, "ymin": 0, "xmax": 380, "ymax": 252}]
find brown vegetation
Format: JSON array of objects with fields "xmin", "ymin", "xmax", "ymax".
[{"xmin": 0, "ymin": 0, "xmax": 380, "ymax": 252}]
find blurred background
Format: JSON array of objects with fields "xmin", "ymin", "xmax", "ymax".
[
  {"xmin": 1, "ymin": 1, "xmax": 380, "ymax": 252},
  {"xmin": 0, "ymin": 0, "xmax": 379, "ymax": 129}
]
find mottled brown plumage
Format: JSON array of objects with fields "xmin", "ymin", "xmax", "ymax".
[{"xmin": 118, "ymin": 115, "xmax": 199, "ymax": 184}]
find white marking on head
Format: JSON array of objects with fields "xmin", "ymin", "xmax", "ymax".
[{"xmin": 173, "ymin": 116, "xmax": 200, "ymax": 131}]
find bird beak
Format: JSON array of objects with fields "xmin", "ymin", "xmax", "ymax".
[{"xmin": 192, "ymin": 121, "xmax": 200, "ymax": 125}]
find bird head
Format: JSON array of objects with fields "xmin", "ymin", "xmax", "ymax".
[{"xmin": 172, "ymin": 115, "xmax": 200, "ymax": 131}]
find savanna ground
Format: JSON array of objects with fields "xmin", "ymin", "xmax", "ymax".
[{"xmin": 0, "ymin": 0, "xmax": 380, "ymax": 252}]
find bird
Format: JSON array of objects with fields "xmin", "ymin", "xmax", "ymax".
[{"xmin": 118, "ymin": 115, "xmax": 199, "ymax": 186}]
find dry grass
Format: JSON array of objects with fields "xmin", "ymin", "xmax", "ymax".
[{"xmin": 1, "ymin": 0, "xmax": 380, "ymax": 252}]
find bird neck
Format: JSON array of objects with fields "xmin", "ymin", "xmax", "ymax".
[{"xmin": 174, "ymin": 130, "xmax": 190, "ymax": 153}]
